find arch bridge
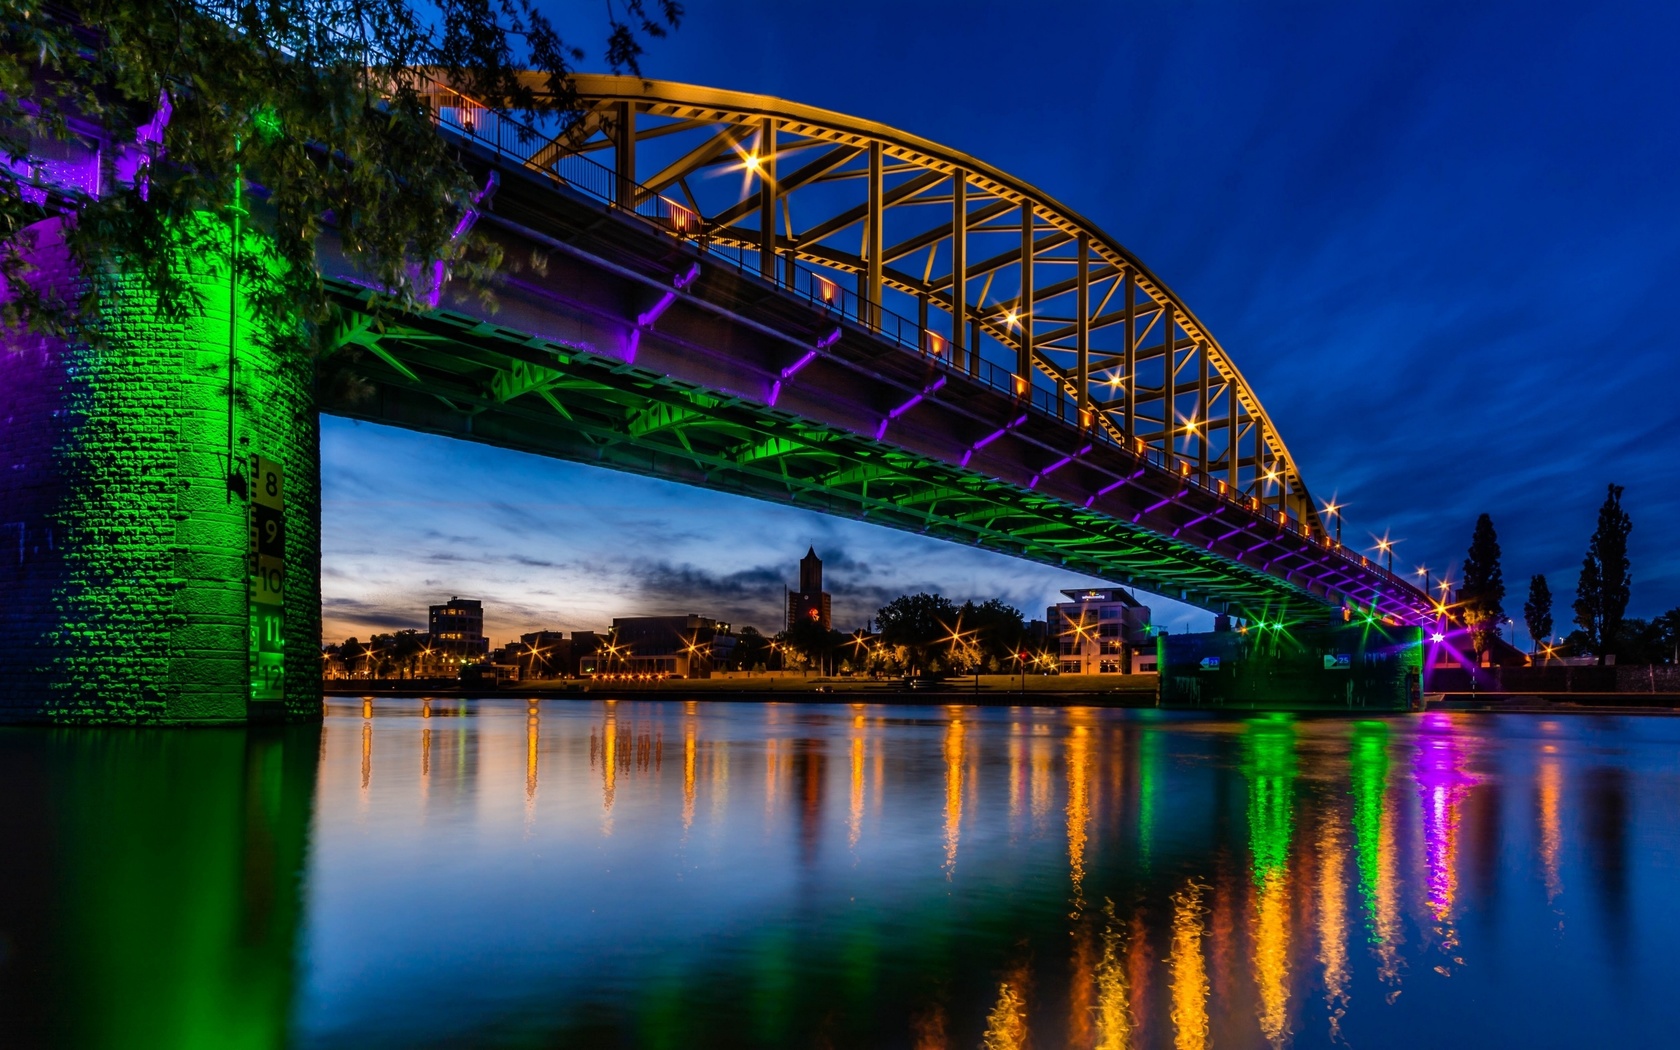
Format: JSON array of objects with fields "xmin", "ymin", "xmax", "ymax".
[
  {"xmin": 334, "ymin": 75, "xmax": 1425, "ymax": 618},
  {"xmin": 0, "ymin": 73, "xmax": 1433, "ymax": 724}
]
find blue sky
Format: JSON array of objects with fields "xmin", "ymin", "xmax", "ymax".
[{"xmin": 322, "ymin": 0, "xmax": 1680, "ymax": 645}]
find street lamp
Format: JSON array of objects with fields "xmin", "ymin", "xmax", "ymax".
[
  {"xmin": 681, "ymin": 636, "xmax": 706, "ymax": 678},
  {"xmin": 1322, "ymin": 500, "xmax": 1343, "ymax": 545},
  {"xmin": 1371, "ymin": 534, "xmax": 1397, "ymax": 575},
  {"xmin": 522, "ymin": 644, "xmax": 548, "ymax": 682}
]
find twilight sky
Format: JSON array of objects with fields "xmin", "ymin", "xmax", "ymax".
[{"xmin": 322, "ymin": 0, "xmax": 1680, "ymax": 645}]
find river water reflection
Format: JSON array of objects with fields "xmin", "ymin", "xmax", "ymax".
[{"xmin": 6, "ymin": 700, "xmax": 1680, "ymax": 1048}]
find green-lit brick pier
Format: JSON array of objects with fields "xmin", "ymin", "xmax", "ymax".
[{"xmin": 0, "ymin": 218, "xmax": 320, "ymax": 724}]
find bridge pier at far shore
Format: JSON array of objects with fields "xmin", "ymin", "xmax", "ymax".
[
  {"xmin": 0, "ymin": 218, "xmax": 322, "ymax": 725},
  {"xmin": 1157, "ymin": 619, "xmax": 1425, "ymax": 711}
]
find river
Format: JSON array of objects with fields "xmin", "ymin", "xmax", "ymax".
[{"xmin": 4, "ymin": 699, "xmax": 1679, "ymax": 1048}]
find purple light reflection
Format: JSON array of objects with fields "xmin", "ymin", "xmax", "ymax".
[{"xmin": 1414, "ymin": 714, "xmax": 1478, "ymax": 942}]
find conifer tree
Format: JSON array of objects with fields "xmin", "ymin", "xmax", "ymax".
[
  {"xmin": 1460, "ymin": 513, "xmax": 1505, "ymax": 659},
  {"xmin": 1574, "ymin": 484, "xmax": 1633, "ymax": 664},
  {"xmin": 1523, "ymin": 574, "xmax": 1553, "ymax": 658}
]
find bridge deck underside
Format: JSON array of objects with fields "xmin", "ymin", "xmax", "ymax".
[{"xmin": 317, "ymin": 157, "xmax": 1427, "ymax": 622}]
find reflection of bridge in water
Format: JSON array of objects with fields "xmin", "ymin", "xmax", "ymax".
[
  {"xmin": 0, "ymin": 696, "xmax": 1633, "ymax": 1044},
  {"xmin": 320, "ymin": 699, "xmax": 1613, "ymax": 1049}
]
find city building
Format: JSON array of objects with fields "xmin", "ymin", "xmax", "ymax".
[
  {"xmin": 572, "ymin": 630, "xmax": 611, "ymax": 675},
  {"xmin": 608, "ymin": 614, "xmax": 730, "ymax": 678},
  {"xmin": 518, "ymin": 630, "xmax": 572, "ymax": 678},
  {"xmin": 710, "ymin": 629, "xmax": 740, "ymax": 670},
  {"xmin": 786, "ymin": 546, "xmax": 832, "ymax": 630},
  {"xmin": 428, "ymin": 597, "xmax": 489, "ymax": 659},
  {"xmin": 1048, "ymin": 588, "xmax": 1155, "ymax": 674}
]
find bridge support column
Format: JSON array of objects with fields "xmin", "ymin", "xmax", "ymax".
[{"xmin": 0, "ymin": 218, "xmax": 321, "ymax": 725}]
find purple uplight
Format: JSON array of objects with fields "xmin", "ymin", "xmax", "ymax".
[
  {"xmin": 1029, "ymin": 443, "xmax": 1092, "ymax": 488},
  {"xmin": 1084, "ymin": 468, "xmax": 1146, "ymax": 508},
  {"xmin": 674, "ymin": 262, "xmax": 701, "ymax": 290},
  {"xmin": 1172, "ymin": 510, "xmax": 1215, "ymax": 537},
  {"xmin": 875, "ymin": 376, "xmax": 946, "ymax": 441},
  {"xmin": 1132, "ymin": 487, "xmax": 1187, "ymax": 523},
  {"xmin": 427, "ymin": 173, "xmax": 498, "ymax": 307},
  {"xmin": 781, "ymin": 350, "xmax": 818, "ymax": 380},
  {"xmin": 770, "ymin": 329, "xmax": 841, "ymax": 405},
  {"xmin": 636, "ymin": 290, "xmax": 678, "ymax": 328},
  {"xmin": 137, "ymin": 91, "xmax": 172, "ymax": 149},
  {"xmin": 961, "ymin": 414, "xmax": 1028, "ymax": 467}
]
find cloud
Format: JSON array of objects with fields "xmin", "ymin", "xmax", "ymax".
[{"xmin": 321, "ymin": 596, "xmax": 424, "ymax": 634}]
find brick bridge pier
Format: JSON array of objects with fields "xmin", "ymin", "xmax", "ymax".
[{"xmin": 1, "ymin": 217, "xmax": 321, "ymax": 724}]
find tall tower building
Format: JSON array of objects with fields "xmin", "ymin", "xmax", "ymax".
[{"xmin": 787, "ymin": 546, "xmax": 833, "ymax": 630}]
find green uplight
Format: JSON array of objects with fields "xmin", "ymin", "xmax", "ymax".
[
  {"xmin": 252, "ymin": 105, "xmax": 282, "ymax": 142},
  {"xmin": 17, "ymin": 211, "xmax": 317, "ymax": 723}
]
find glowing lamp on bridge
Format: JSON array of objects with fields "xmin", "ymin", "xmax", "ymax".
[
  {"xmin": 925, "ymin": 330, "xmax": 945, "ymax": 356},
  {"xmin": 815, "ymin": 276, "xmax": 838, "ymax": 306}
]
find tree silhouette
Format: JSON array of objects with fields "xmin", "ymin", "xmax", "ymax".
[
  {"xmin": 1523, "ymin": 575, "xmax": 1553, "ymax": 658},
  {"xmin": 1655, "ymin": 607, "xmax": 1680, "ymax": 666},
  {"xmin": 783, "ymin": 617, "xmax": 838, "ymax": 675},
  {"xmin": 734, "ymin": 626, "xmax": 770, "ymax": 673},
  {"xmin": 1574, "ymin": 484, "xmax": 1633, "ymax": 664},
  {"xmin": 958, "ymin": 598, "xmax": 1026, "ymax": 666},
  {"xmin": 1460, "ymin": 513, "xmax": 1505, "ymax": 659},
  {"xmin": 876, "ymin": 593, "xmax": 958, "ymax": 676}
]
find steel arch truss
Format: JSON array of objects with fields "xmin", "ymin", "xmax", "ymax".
[{"xmin": 519, "ymin": 76, "xmax": 1326, "ymax": 536}]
